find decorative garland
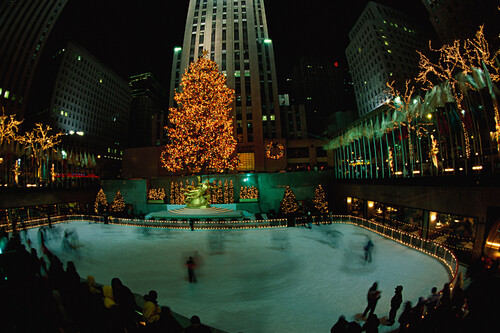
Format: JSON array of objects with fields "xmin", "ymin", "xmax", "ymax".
[{"xmin": 266, "ymin": 141, "xmax": 284, "ymax": 159}]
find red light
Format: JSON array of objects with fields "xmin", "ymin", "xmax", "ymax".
[{"xmin": 334, "ymin": 62, "xmax": 339, "ymax": 67}]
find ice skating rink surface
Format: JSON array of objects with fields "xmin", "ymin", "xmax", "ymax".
[{"xmin": 27, "ymin": 222, "xmax": 450, "ymax": 333}]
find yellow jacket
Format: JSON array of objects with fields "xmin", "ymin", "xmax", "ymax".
[{"xmin": 142, "ymin": 300, "xmax": 161, "ymax": 324}]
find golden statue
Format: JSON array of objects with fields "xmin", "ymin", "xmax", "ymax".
[{"xmin": 183, "ymin": 176, "xmax": 217, "ymax": 209}]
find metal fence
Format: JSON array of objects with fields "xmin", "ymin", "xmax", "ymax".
[{"xmin": 331, "ymin": 214, "xmax": 459, "ymax": 287}]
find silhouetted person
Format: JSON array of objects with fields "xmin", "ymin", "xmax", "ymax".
[
  {"xmin": 142, "ymin": 290, "xmax": 161, "ymax": 330},
  {"xmin": 398, "ymin": 301, "xmax": 412, "ymax": 333},
  {"xmin": 185, "ymin": 315, "xmax": 211, "ymax": 333},
  {"xmin": 425, "ymin": 287, "xmax": 440, "ymax": 313},
  {"xmin": 387, "ymin": 285, "xmax": 403, "ymax": 325},
  {"xmin": 112, "ymin": 277, "xmax": 139, "ymax": 330},
  {"xmin": 364, "ymin": 238, "xmax": 374, "ymax": 263},
  {"xmin": 159, "ymin": 306, "xmax": 183, "ymax": 333},
  {"xmin": 331, "ymin": 315, "xmax": 348, "ymax": 332},
  {"xmin": 186, "ymin": 257, "xmax": 196, "ymax": 283},
  {"xmin": 362, "ymin": 282, "xmax": 381, "ymax": 318},
  {"xmin": 361, "ymin": 313, "xmax": 379, "ymax": 333},
  {"xmin": 189, "ymin": 219, "xmax": 194, "ymax": 231}
]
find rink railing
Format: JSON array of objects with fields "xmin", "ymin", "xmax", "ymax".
[
  {"xmin": 329, "ymin": 214, "xmax": 460, "ymax": 288},
  {"xmin": 104, "ymin": 216, "xmax": 289, "ymax": 230},
  {"xmin": 9, "ymin": 213, "xmax": 458, "ymax": 285}
]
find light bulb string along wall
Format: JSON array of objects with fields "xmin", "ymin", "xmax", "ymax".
[{"xmin": 3, "ymin": 213, "xmax": 458, "ymax": 289}]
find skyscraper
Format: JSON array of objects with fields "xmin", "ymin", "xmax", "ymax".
[
  {"xmin": 290, "ymin": 57, "xmax": 356, "ymax": 137},
  {"xmin": 129, "ymin": 73, "xmax": 168, "ymax": 148},
  {"xmin": 169, "ymin": 0, "xmax": 282, "ymax": 172},
  {"xmin": 421, "ymin": 0, "xmax": 498, "ymax": 45},
  {"xmin": 0, "ymin": 0, "xmax": 68, "ymax": 118},
  {"xmin": 40, "ymin": 41, "xmax": 130, "ymax": 178},
  {"xmin": 346, "ymin": 1, "xmax": 426, "ymax": 118}
]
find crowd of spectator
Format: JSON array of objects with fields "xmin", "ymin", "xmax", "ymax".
[
  {"xmin": 0, "ymin": 232, "xmax": 214, "ymax": 333},
  {"xmin": 330, "ymin": 257, "xmax": 500, "ymax": 333}
]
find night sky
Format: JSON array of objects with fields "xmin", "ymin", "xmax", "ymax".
[{"xmin": 47, "ymin": 0, "xmax": 435, "ymax": 89}]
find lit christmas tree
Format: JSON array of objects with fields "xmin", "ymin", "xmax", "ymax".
[
  {"xmin": 161, "ymin": 52, "xmax": 238, "ymax": 174},
  {"xmin": 94, "ymin": 189, "xmax": 107, "ymax": 214},
  {"xmin": 279, "ymin": 186, "xmax": 300, "ymax": 216},
  {"xmin": 313, "ymin": 185, "xmax": 329, "ymax": 215},
  {"xmin": 112, "ymin": 190, "xmax": 125, "ymax": 213},
  {"xmin": 229, "ymin": 180, "xmax": 234, "ymax": 203}
]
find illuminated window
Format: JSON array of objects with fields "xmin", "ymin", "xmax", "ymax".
[
  {"xmin": 270, "ymin": 114, "xmax": 275, "ymax": 121},
  {"xmin": 4, "ymin": 90, "xmax": 9, "ymax": 98},
  {"xmin": 237, "ymin": 153, "xmax": 255, "ymax": 171},
  {"xmin": 262, "ymin": 115, "xmax": 267, "ymax": 121}
]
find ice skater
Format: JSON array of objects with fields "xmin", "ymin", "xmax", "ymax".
[
  {"xmin": 306, "ymin": 211, "xmax": 312, "ymax": 229},
  {"xmin": 186, "ymin": 256, "xmax": 196, "ymax": 283},
  {"xmin": 362, "ymin": 282, "xmax": 381, "ymax": 318},
  {"xmin": 387, "ymin": 285, "xmax": 403, "ymax": 325},
  {"xmin": 364, "ymin": 238, "xmax": 374, "ymax": 263}
]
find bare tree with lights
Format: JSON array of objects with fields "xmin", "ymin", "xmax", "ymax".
[
  {"xmin": 18, "ymin": 123, "xmax": 63, "ymax": 183},
  {"xmin": 161, "ymin": 52, "xmax": 238, "ymax": 174}
]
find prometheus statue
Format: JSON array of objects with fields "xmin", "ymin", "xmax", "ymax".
[{"xmin": 183, "ymin": 177, "xmax": 215, "ymax": 209}]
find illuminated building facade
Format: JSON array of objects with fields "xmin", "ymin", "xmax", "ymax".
[
  {"xmin": 41, "ymin": 41, "xmax": 130, "ymax": 177},
  {"xmin": 346, "ymin": 1, "xmax": 426, "ymax": 117},
  {"xmin": 0, "ymin": 0, "xmax": 68, "ymax": 118},
  {"xmin": 169, "ymin": 0, "xmax": 282, "ymax": 172}
]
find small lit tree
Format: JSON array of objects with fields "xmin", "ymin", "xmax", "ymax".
[
  {"xmin": 94, "ymin": 189, "xmax": 108, "ymax": 214},
  {"xmin": 18, "ymin": 123, "xmax": 63, "ymax": 182},
  {"xmin": 312, "ymin": 185, "xmax": 329, "ymax": 215},
  {"xmin": 161, "ymin": 52, "xmax": 238, "ymax": 174},
  {"xmin": 279, "ymin": 186, "xmax": 300, "ymax": 216},
  {"xmin": 112, "ymin": 190, "xmax": 126, "ymax": 214},
  {"xmin": 0, "ymin": 108, "xmax": 23, "ymax": 145}
]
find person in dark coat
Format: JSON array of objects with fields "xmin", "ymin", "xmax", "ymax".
[
  {"xmin": 185, "ymin": 315, "xmax": 211, "ymax": 333},
  {"xmin": 362, "ymin": 282, "xmax": 381, "ymax": 318},
  {"xmin": 398, "ymin": 301, "xmax": 413, "ymax": 333},
  {"xmin": 111, "ymin": 277, "xmax": 139, "ymax": 330},
  {"xmin": 364, "ymin": 239, "xmax": 374, "ymax": 263},
  {"xmin": 387, "ymin": 285, "xmax": 403, "ymax": 325},
  {"xmin": 331, "ymin": 315, "xmax": 348, "ymax": 332},
  {"xmin": 346, "ymin": 321, "xmax": 362, "ymax": 333},
  {"xmin": 186, "ymin": 257, "xmax": 196, "ymax": 283},
  {"xmin": 361, "ymin": 313, "xmax": 380, "ymax": 333},
  {"xmin": 158, "ymin": 306, "xmax": 183, "ymax": 333}
]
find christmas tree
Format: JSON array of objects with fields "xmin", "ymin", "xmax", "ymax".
[
  {"xmin": 313, "ymin": 184, "xmax": 329, "ymax": 215},
  {"xmin": 279, "ymin": 186, "xmax": 300, "ymax": 216},
  {"xmin": 161, "ymin": 52, "xmax": 238, "ymax": 174},
  {"xmin": 112, "ymin": 190, "xmax": 126, "ymax": 214},
  {"xmin": 94, "ymin": 189, "xmax": 107, "ymax": 214}
]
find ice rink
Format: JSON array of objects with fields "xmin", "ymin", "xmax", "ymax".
[{"xmin": 25, "ymin": 221, "xmax": 450, "ymax": 333}]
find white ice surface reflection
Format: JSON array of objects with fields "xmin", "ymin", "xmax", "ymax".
[{"xmin": 25, "ymin": 222, "xmax": 450, "ymax": 333}]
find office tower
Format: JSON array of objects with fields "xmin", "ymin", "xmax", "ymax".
[
  {"xmin": 346, "ymin": 1, "xmax": 426, "ymax": 118},
  {"xmin": 279, "ymin": 93, "xmax": 306, "ymax": 140},
  {"xmin": 421, "ymin": 0, "xmax": 498, "ymax": 45},
  {"xmin": 129, "ymin": 73, "xmax": 168, "ymax": 147},
  {"xmin": 291, "ymin": 57, "xmax": 357, "ymax": 137},
  {"xmin": 169, "ymin": 0, "xmax": 282, "ymax": 172},
  {"xmin": 41, "ymin": 41, "xmax": 130, "ymax": 177},
  {"xmin": 0, "ymin": 0, "xmax": 68, "ymax": 118}
]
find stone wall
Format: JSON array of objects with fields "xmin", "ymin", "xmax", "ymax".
[{"xmin": 101, "ymin": 170, "xmax": 335, "ymax": 215}]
